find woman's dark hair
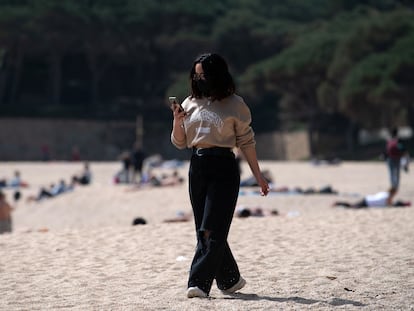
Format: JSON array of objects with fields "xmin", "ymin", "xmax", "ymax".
[{"xmin": 190, "ymin": 53, "xmax": 235, "ymax": 101}]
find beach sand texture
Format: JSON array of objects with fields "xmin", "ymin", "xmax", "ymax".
[{"xmin": 0, "ymin": 161, "xmax": 413, "ymax": 310}]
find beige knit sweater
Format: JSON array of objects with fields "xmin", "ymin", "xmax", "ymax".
[{"xmin": 171, "ymin": 94, "xmax": 256, "ymax": 150}]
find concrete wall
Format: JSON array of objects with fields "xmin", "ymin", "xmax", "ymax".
[
  {"xmin": 255, "ymin": 131, "xmax": 310, "ymax": 160},
  {"xmin": 0, "ymin": 118, "xmax": 136, "ymax": 161},
  {"xmin": 0, "ymin": 118, "xmax": 310, "ymax": 161}
]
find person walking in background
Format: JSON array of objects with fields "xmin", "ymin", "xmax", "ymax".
[
  {"xmin": 384, "ymin": 128, "xmax": 409, "ymax": 203},
  {"xmin": 70, "ymin": 145, "xmax": 81, "ymax": 161},
  {"xmin": 0, "ymin": 190, "xmax": 14, "ymax": 234},
  {"xmin": 131, "ymin": 142, "xmax": 146, "ymax": 183},
  {"xmin": 170, "ymin": 53, "xmax": 269, "ymax": 298}
]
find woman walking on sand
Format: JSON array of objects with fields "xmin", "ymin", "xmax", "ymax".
[{"xmin": 170, "ymin": 53, "xmax": 269, "ymax": 298}]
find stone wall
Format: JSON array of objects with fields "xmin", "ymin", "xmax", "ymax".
[
  {"xmin": 0, "ymin": 118, "xmax": 310, "ymax": 161},
  {"xmin": 0, "ymin": 118, "xmax": 136, "ymax": 161},
  {"xmin": 255, "ymin": 131, "xmax": 310, "ymax": 160}
]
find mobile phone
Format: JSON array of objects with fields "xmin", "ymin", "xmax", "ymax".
[{"xmin": 169, "ymin": 96, "xmax": 184, "ymax": 112}]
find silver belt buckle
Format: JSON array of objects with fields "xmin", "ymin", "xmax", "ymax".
[{"xmin": 195, "ymin": 148, "xmax": 204, "ymax": 156}]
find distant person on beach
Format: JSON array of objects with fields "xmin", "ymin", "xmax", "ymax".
[
  {"xmin": 26, "ymin": 186, "xmax": 54, "ymax": 202},
  {"xmin": 26, "ymin": 179, "xmax": 74, "ymax": 202},
  {"xmin": 153, "ymin": 170, "xmax": 184, "ymax": 187},
  {"xmin": 50, "ymin": 179, "xmax": 74, "ymax": 196},
  {"xmin": 0, "ymin": 190, "xmax": 14, "ymax": 234},
  {"xmin": 272, "ymin": 185, "xmax": 338, "ymax": 195},
  {"xmin": 70, "ymin": 145, "xmax": 81, "ymax": 161},
  {"xmin": 235, "ymin": 206, "xmax": 279, "ymax": 218},
  {"xmin": 114, "ymin": 151, "xmax": 132, "ymax": 184},
  {"xmin": 131, "ymin": 143, "xmax": 146, "ymax": 183},
  {"xmin": 240, "ymin": 169, "xmax": 273, "ymax": 187},
  {"xmin": 124, "ymin": 170, "xmax": 184, "ymax": 191},
  {"xmin": 239, "ymin": 185, "xmax": 338, "ymax": 197},
  {"xmin": 384, "ymin": 128, "xmax": 409, "ymax": 195},
  {"xmin": 170, "ymin": 53, "xmax": 269, "ymax": 298},
  {"xmin": 8, "ymin": 171, "xmax": 22, "ymax": 187},
  {"xmin": 163, "ymin": 211, "xmax": 192, "ymax": 223},
  {"xmin": 41, "ymin": 144, "xmax": 51, "ymax": 161},
  {"xmin": 73, "ymin": 162, "xmax": 92, "ymax": 185},
  {"xmin": 332, "ymin": 189, "xmax": 410, "ymax": 208},
  {"xmin": 236, "ymin": 206, "xmax": 263, "ymax": 218},
  {"xmin": 0, "ymin": 170, "xmax": 29, "ymax": 189}
]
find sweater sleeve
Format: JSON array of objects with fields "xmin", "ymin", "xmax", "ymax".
[
  {"xmin": 171, "ymin": 132, "xmax": 187, "ymax": 149},
  {"xmin": 235, "ymin": 101, "xmax": 255, "ymax": 150}
]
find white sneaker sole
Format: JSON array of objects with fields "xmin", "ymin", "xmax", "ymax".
[
  {"xmin": 187, "ymin": 286, "xmax": 208, "ymax": 298},
  {"xmin": 221, "ymin": 277, "xmax": 246, "ymax": 294}
]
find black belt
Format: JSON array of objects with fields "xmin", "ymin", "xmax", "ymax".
[{"xmin": 192, "ymin": 147, "xmax": 234, "ymax": 158}]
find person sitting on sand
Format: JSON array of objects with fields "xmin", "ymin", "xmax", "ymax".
[
  {"xmin": 26, "ymin": 185, "xmax": 54, "ymax": 202},
  {"xmin": 0, "ymin": 171, "xmax": 30, "ymax": 189},
  {"xmin": 50, "ymin": 179, "xmax": 74, "ymax": 196},
  {"xmin": 332, "ymin": 188, "xmax": 410, "ymax": 208},
  {"xmin": 0, "ymin": 190, "xmax": 14, "ymax": 234},
  {"xmin": 73, "ymin": 162, "xmax": 92, "ymax": 185},
  {"xmin": 163, "ymin": 211, "xmax": 192, "ymax": 223},
  {"xmin": 151, "ymin": 170, "xmax": 184, "ymax": 187},
  {"xmin": 27, "ymin": 178, "xmax": 76, "ymax": 202}
]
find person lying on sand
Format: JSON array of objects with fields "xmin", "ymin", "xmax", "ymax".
[
  {"xmin": 332, "ymin": 189, "xmax": 410, "ymax": 208},
  {"xmin": 163, "ymin": 211, "xmax": 192, "ymax": 223},
  {"xmin": 271, "ymin": 185, "xmax": 338, "ymax": 195},
  {"xmin": 240, "ymin": 170, "xmax": 273, "ymax": 187},
  {"xmin": 26, "ymin": 179, "xmax": 75, "ymax": 203},
  {"xmin": 235, "ymin": 206, "xmax": 279, "ymax": 218},
  {"xmin": 242, "ymin": 185, "xmax": 338, "ymax": 196},
  {"xmin": 125, "ymin": 170, "xmax": 185, "ymax": 191}
]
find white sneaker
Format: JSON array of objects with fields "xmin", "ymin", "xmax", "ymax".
[
  {"xmin": 187, "ymin": 286, "xmax": 208, "ymax": 298},
  {"xmin": 221, "ymin": 277, "xmax": 246, "ymax": 294}
]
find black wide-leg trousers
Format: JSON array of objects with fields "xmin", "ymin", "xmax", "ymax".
[{"xmin": 187, "ymin": 153, "xmax": 241, "ymax": 294}]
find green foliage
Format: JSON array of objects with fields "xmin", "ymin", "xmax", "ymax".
[
  {"xmin": 336, "ymin": 9, "xmax": 414, "ymax": 127},
  {"xmin": 0, "ymin": 48, "xmax": 5, "ymax": 64},
  {"xmin": 0, "ymin": 0, "xmax": 413, "ymax": 141},
  {"xmin": 241, "ymin": 4, "xmax": 414, "ymax": 133}
]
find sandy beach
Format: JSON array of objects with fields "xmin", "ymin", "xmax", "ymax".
[{"xmin": 1, "ymin": 161, "xmax": 413, "ymax": 310}]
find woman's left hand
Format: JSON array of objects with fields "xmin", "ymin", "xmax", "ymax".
[{"xmin": 258, "ymin": 175, "xmax": 270, "ymax": 196}]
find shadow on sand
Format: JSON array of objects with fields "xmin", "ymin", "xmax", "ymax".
[{"xmin": 218, "ymin": 293, "xmax": 366, "ymax": 307}]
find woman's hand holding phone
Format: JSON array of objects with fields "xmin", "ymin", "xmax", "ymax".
[
  {"xmin": 169, "ymin": 96, "xmax": 183, "ymax": 112},
  {"xmin": 169, "ymin": 97, "xmax": 186, "ymax": 130}
]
